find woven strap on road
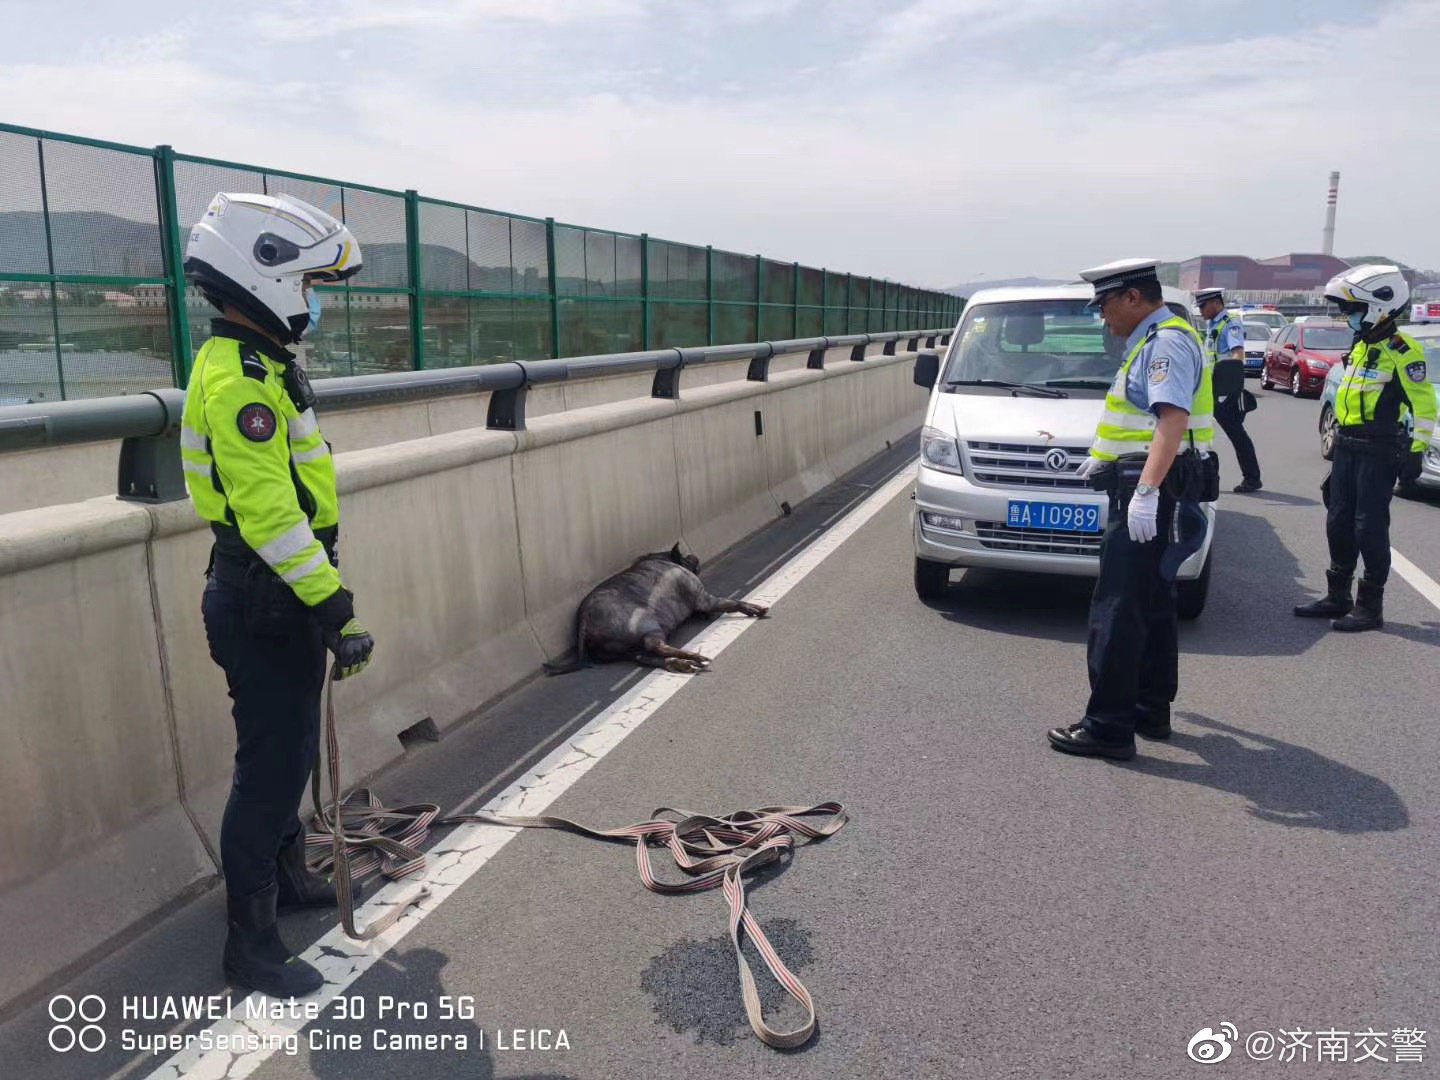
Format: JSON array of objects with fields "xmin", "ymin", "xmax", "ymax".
[{"xmin": 308, "ymin": 675, "xmax": 848, "ymax": 1048}]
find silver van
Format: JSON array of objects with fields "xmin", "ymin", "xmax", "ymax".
[{"xmin": 911, "ymin": 285, "xmax": 1215, "ymax": 618}]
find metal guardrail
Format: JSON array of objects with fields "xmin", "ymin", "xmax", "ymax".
[{"xmin": 0, "ymin": 328, "xmax": 951, "ymax": 502}]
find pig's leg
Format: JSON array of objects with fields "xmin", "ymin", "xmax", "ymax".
[
  {"xmin": 693, "ymin": 591, "xmax": 769, "ymax": 619},
  {"xmin": 639, "ymin": 633, "xmax": 711, "ymax": 674}
]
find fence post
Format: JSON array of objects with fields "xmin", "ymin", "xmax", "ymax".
[
  {"xmin": 34, "ymin": 139, "xmax": 66, "ymax": 400},
  {"xmin": 405, "ymin": 190, "xmax": 425, "ymax": 370},
  {"xmin": 792, "ymin": 261, "xmax": 800, "ymax": 338},
  {"xmin": 845, "ymin": 273, "xmax": 853, "ymax": 335},
  {"xmin": 640, "ymin": 232, "xmax": 650, "ymax": 350},
  {"xmin": 546, "ymin": 217, "xmax": 560, "ymax": 359},
  {"xmin": 752, "ymin": 255, "xmax": 762, "ymax": 342},
  {"xmin": 820, "ymin": 268, "xmax": 828, "ymax": 337},
  {"xmin": 154, "ymin": 145, "xmax": 193, "ymax": 387},
  {"xmin": 705, "ymin": 245, "xmax": 714, "ymax": 346}
]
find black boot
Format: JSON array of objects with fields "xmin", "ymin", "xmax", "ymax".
[
  {"xmin": 223, "ymin": 883, "xmax": 324, "ymax": 998},
  {"xmin": 1333, "ymin": 581, "xmax": 1383, "ymax": 632},
  {"xmin": 1294, "ymin": 569, "xmax": 1352, "ymax": 618},
  {"xmin": 276, "ymin": 833, "xmax": 347, "ymax": 912}
]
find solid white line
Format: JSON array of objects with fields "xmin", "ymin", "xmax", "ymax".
[
  {"xmin": 1390, "ymin": 547, "xmax": 1440, "ymax": 613},
  {"xmin": 145, "ymin": 463, "xmax": 916, "ymax": 1080}
]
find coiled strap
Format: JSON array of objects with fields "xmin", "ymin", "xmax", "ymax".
[{"xmin": 309, "ymin": 674, "xmax": 847, "ymax": 1048}]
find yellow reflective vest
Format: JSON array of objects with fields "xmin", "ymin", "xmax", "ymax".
[
  {"xmin": 1091, "ymin": 315, "xmax": 1214, "ymax": 461},
  {"xmin": 180, "ymin": 321, "xmax": 345, "ymax": 607},
  {"xmin": 1334, "ymin": 332, "xmax": 1436, "ymax": 453}
]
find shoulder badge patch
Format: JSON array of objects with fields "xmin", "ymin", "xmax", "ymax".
[
  {"xmin": 237, "ymin": 403, "xmax": 278, "ymax": 442},
  {"xmin": 1148, "ymin": 355, "xmax": 1171, "ymax": 384},
  {"xmin": 1406, "ymin": 360, "xmax": 1427, "ymax": 382},
  {"xmin": 239, "ymin": 346, "xmax": 269, "ymax": 382}
]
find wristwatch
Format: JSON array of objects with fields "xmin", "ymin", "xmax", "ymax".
[{"xmin": 1134, "ymin": 481, "xmax": 1157, "ymax": 497}]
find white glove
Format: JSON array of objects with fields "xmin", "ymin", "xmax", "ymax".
[
  {"xmin": 1074, "ymin": 454, "xmax": 1101, "ymax": 480},
  {"xmin": 1127, "ymin": 487, "xmax": 1158, "ymax": 543}
]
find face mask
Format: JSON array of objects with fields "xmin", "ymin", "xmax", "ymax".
[
  {"xmin": 1346, "ymin": 312, "xmax": 1366, "ymax": 333},
  {"xmin": 306, "ymin": 288, "xmax": 323, "ymax": 333}
]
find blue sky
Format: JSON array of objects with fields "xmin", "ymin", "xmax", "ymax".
[{"xmin": 1, "ymin": 0, "xmax": 1434, "ymax": 287}]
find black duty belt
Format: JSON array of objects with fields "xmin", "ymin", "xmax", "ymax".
[
  {"xmin": 1335, "ymin": 427, "xmax": 1405, "ymax": 456},
  {"xmin": 209, "ymin": 523, "xmax": 338, "ymax": 585}
]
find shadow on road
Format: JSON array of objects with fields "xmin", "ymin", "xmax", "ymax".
[
  {"xmin": 641, "ymin": 917, "xmax": 821, "ymax": 1052},
  {"xmin": 309, "ymin": 946, "xmax": 573, "ymax": 1080},
  {"xmin": 1237, "ymin": 489, "xmax": 1320, "ymax": 507},
  {"xmin": 923, "ymin": 508, "xmax": 1337, "ymax": 658},
  {"xmin": 1123, "ymin": 713, "xmax": 1409, "ymax": 834}
]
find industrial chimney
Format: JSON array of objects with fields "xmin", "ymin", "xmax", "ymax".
[{"xmin": 1322, "ymin": 171, "xmax": 1339, "ymax": 256}]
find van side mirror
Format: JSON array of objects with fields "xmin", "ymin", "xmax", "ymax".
[{"xmin": 914, "ymin": 351, "xmax": 940, "ymax": 390}]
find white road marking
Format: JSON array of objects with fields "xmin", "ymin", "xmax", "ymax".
[
  {"xmin": 1390, "ymin": 547, "xmax": 1440, "ymax": 613},
  {"xmin": 146, "ymin": 463, "xmax": 916, "ymax": 1080}
]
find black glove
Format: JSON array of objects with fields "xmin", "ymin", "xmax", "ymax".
[
  {"xmin": 326, "ymin": 619, "xmax": 375, "ymax": 680},
  {"xmin": 1399, "ymin": 450, "xmax": 1423, "ymax": 483},
  {"xmin": 313, "ymin": 587, "xmax": 376, "ymax": 680}
]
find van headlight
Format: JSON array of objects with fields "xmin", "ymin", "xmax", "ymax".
[{"xmin": 920, "ymin": 426, "xmax": 963, "ymax": 474}]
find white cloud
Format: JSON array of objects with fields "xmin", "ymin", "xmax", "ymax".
[
  {"xmin": 0, "ymin": 1, "xmax": 1436, "ymax": 284},
  {"xmin": 254, "ymin": 0, "xmax": 644, "ymax": 40}
]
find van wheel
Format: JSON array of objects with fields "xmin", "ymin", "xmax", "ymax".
[
  {"xmin": 1176, "ymin": 549, "xmax": 1211, "ymax": 620},
  {"xmin": 914, "ymin": 557, "xmax": 950, "ymax": 599},
  {"xmin": 1319, "ymin": 404, "xmax": 1337, "ymax": 461}
]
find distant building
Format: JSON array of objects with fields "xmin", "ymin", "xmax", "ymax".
[{"xmin": 1178, "ymin": 253, "xmax": 1351, "ymax": 292}]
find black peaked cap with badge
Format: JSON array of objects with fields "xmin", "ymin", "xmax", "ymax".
[{"xmin": 1080, "ymin": 257, "xmax": 1162, "ymax": 310}]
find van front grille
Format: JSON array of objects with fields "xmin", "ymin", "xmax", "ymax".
[
  {"xmin": 965, "ymin": 441, "xmax": 1092, "ymax": 489},
  {"xmin": 975, "ymin": 521, "xmax": 1102, "ymax": 557}
]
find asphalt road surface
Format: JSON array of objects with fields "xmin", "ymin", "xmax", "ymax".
[{"xmin": 4, "ymin": 380, "xmax": 1437, "ymax": 1080}]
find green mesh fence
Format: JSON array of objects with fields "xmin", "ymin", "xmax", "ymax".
[{"xmin": 0, "ymin": 121, "xmax": 962, "ymax": 401}]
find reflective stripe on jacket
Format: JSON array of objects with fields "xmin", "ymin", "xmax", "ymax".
[
  {"xmin": 1334, "ymin": 332, "xmax": 1436, "ymax": 452},
  {"xmin": 1092, "ymin": 315, "xmax": 1214, "ymax": 461},
  {"xmin": 180, "ymin": 329, "xmax": 343, "ymax": 606}
]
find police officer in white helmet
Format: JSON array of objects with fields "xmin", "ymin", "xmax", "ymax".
[{"xmin": 1293, "ymin": 265, "xmax": 1436, "ymax": 631}]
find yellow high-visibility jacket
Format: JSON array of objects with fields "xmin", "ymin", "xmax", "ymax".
[{"xmin": 180, "ymin": 320, "xmax": 344, "ymax": 608}]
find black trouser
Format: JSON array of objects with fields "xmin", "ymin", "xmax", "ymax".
[
  {"xmin": 1215, "ymin": 393, "xmax": 1261, "ymax": 485},
  {"xmin": 1082, "ymin": 483, "xmax": 1178, "ymax": 743},
  {"xmin": 1326, "ymin": 437, "xmax": 1400, "ymax": 586},
  {"xmin": 202, "ymin": 564, "xmax": 325, "ymax": 901}
]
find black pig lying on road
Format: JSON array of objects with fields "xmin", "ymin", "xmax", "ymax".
[{"xmin": 546, "ymin": 544, "xmax": 768, "ymax": 675}]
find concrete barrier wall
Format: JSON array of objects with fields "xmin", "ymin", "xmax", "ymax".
[{"xmin": 0, "ymin": 348, "xmax": 924, "ymax": 1012}]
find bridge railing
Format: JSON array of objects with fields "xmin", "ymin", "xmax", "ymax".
[{"xmin": 0, "ymin": 328, "xmax": 951, "ymax": 501}]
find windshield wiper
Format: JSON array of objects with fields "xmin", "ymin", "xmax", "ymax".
[
  {"xmin": 1043, "ymin": 378, "xmax": 1112, "ymax": 389},
  {"xmin": 945, "ymin": 379, "xmax": 1068, "ymax": 398}
]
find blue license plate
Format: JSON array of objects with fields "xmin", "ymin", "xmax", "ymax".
[{"xmin": 1007, "ymin": 500, "xmax": 1101, "ymax": 533}]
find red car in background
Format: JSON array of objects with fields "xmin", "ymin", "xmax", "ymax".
[{"xmin": 1261, "ymin": 321, "xmax": 1350, "ymax": 398}]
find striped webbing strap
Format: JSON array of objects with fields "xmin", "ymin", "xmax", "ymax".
[{"xmin": 310, "ymin": 674, "xmax": 847, "ymax": 1050}]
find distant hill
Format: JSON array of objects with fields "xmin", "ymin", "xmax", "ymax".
[
  {"xmin": 1340, "ymin": 256, "xmax": 1439, "ymax": 286},
  {"xmin": 942, "ymin": 275, "xmax": 1069, "ymax": 297},
  {"xmin": 0, "ymin": 211, "xmax": 166, "ymax": 277}
]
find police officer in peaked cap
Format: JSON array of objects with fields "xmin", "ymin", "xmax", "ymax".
[
  {"xmin": 1196, "ymin": 287, "xmax": 1263, "ymax": 493},
  {"xmin": 1047, "ymin": 259, "xmax": 1216, "ymax": 761},
  {"xmin": 179, "ymin": 192, "xmax": 377, "ymax": 997}
]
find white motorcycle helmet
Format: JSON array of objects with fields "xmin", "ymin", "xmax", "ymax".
[
  {"xmin": 184, "ymin": 193, "xmax": 362, "ymax": 345},
  {"xmin": 1323, "ymin": 263, "xmax": 1409, "ymax": 332}
]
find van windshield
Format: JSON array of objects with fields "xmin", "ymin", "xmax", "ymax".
[{"xmin": 943, "ymin": 299, "xmax": 1126, "ymax": 389}]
